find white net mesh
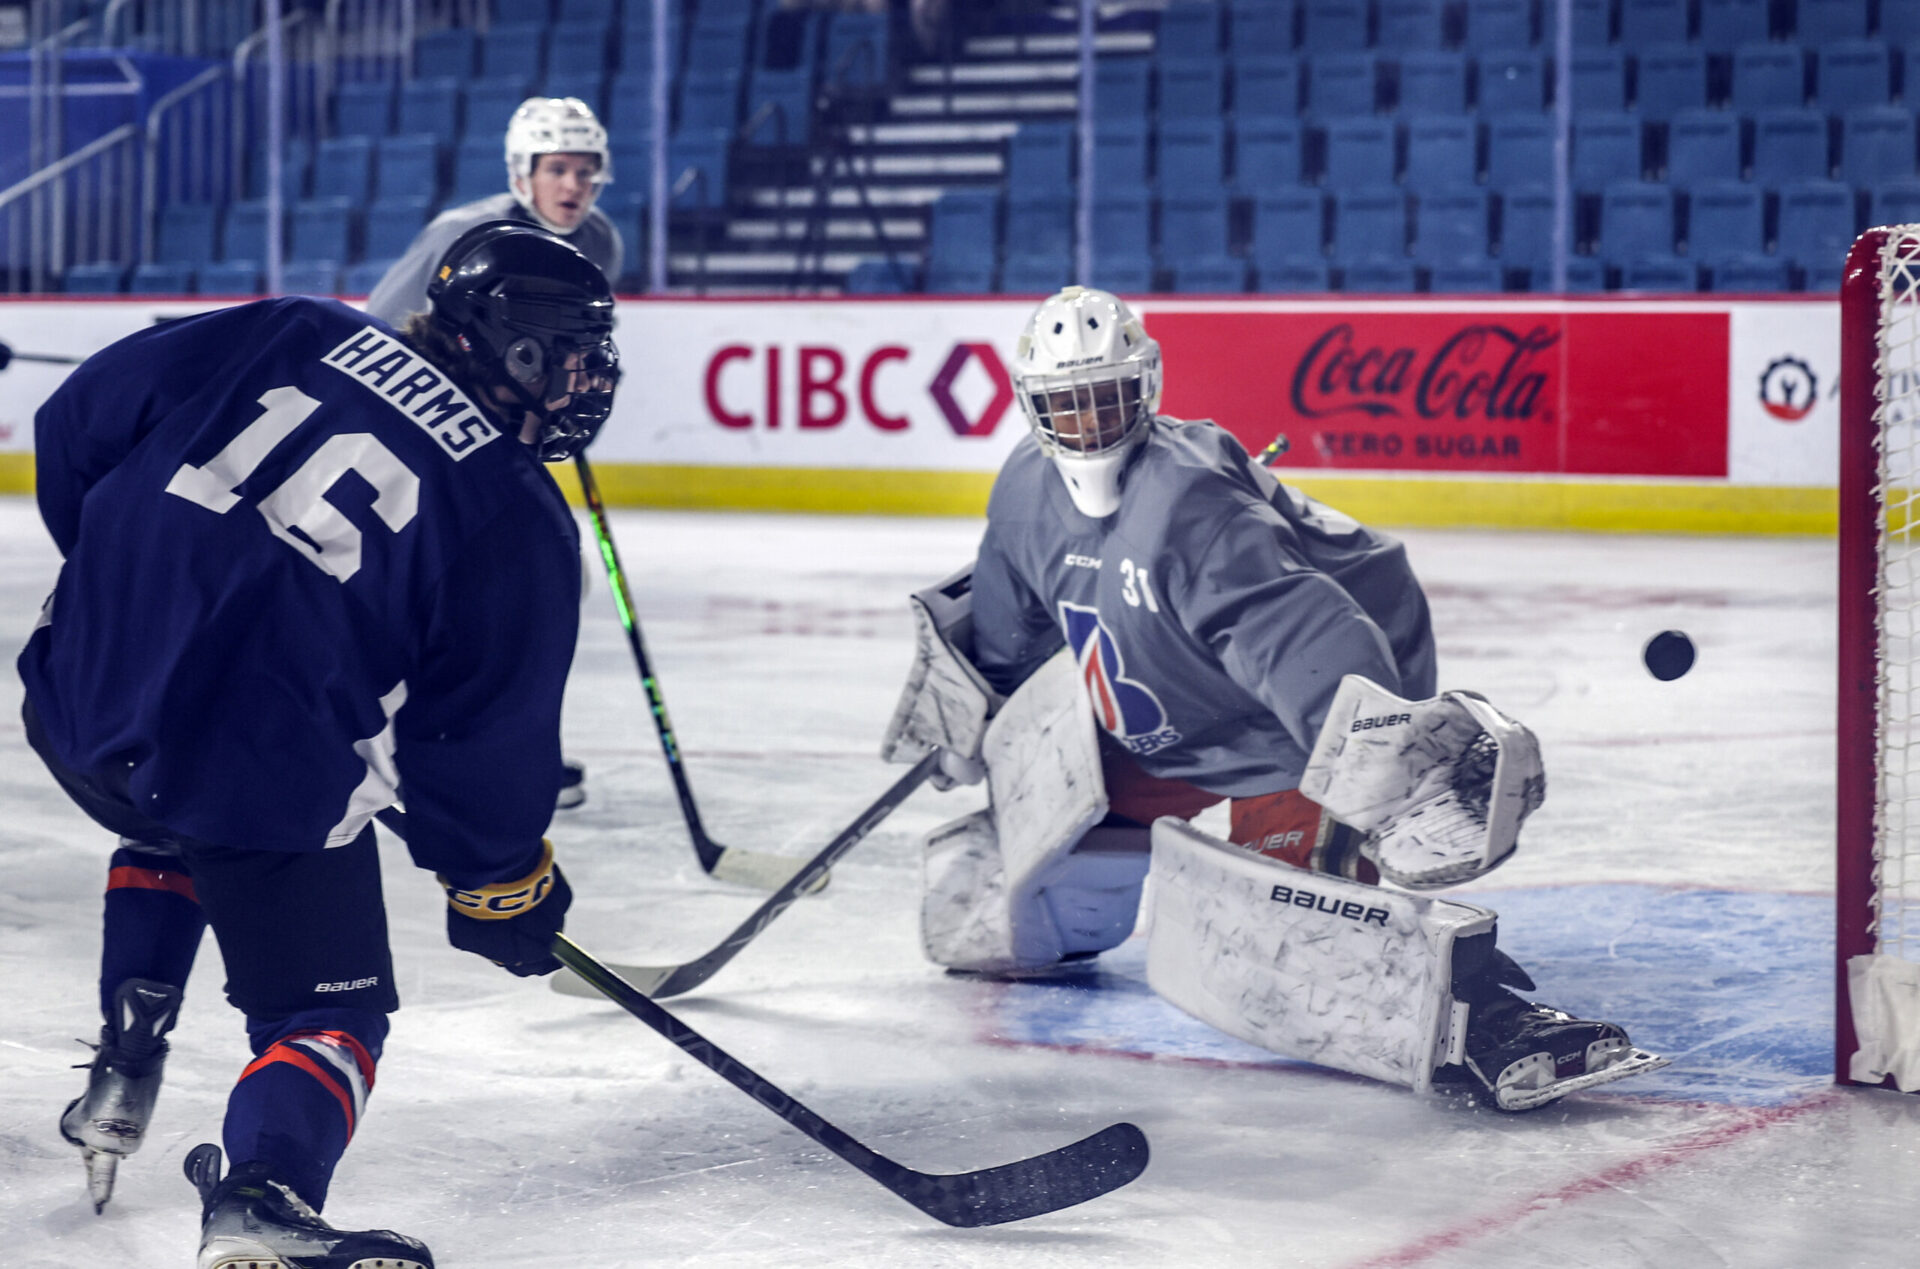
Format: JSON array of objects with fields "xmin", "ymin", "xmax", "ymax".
[{"xmin": 1875, "ymin": 228, "xmax": 1920, "ymax": 964}]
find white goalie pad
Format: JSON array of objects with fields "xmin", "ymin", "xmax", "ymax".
[
  {"xmin": 881, "ymin": 566, "xmax": 998, "ymax": 767},
  {"xmin": 1847, "ymin": 953, "xmax": 1920, "ymax": 1091},
  {"xmin": 1299, "ymin": 675, "xmax": 1545, "ymax": 890},
  {"xmin": 919, "ymin": 650, "xmax": 1117, "ymax": 972},
  {"xmin": 1144, "ymin": 818, "xmax": 1495, "ymax": 1092}
]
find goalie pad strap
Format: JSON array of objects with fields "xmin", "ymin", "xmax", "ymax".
[
  {"xmin": 1144, "ymin": 818, "xmax": 1494, "ymax": 1092},
  {"xmin": 881, "ymin": 566, "xmax": 997, "ymax": 765}
]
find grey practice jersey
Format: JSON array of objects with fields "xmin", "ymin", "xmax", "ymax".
[
  {"xmin": 971, "ymin": 417, "xmax": 1436, "ymax": 798},
  {"xmin": 362, "ymin": 193, "xmax": 623, "ymax": 327}
]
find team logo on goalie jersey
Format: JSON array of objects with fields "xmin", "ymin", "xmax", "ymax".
[{"xmin": 1059, "ymin": 602, "xmax": 1181, "ymax": 756}]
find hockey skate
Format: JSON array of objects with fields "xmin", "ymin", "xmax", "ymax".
[
  {"xmin": 185, "ymin": 1143, "xmax": 433, "ymax": 1269},
  {"xmin": 556, "ymin": 757, "xmax": 586, "ymax": 810},
  {"xmin": 1445, "ymin": 988, "xmax": 1670, "ymax": 1112},
  {"xmin": 60, "ymin": 977, "xmax": 182, "ymax": 1212}
]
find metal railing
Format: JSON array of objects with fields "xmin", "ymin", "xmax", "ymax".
[{"xmin": 0, "ymin": 125, "xmax": 143, "ymax": 291}]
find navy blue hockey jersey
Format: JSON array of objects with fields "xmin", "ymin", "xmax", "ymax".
[{"xmin": 20, "ymin": 297, "xmax": 580, "ymax": 887}]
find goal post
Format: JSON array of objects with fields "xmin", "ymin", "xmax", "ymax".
[{"xmin": 1838, "ymin": 224, "xmax": 1920, "ymax": 1090}]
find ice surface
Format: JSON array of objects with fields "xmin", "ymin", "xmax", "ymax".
[{"xmin": 3, "ymin": 495, "xmax": 1915, "ymax": 1268}]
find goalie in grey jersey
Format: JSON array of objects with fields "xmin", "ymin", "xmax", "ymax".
[{"xmin": 882, "ymin": 287, "xmax": 1666, "ymax": 1113}]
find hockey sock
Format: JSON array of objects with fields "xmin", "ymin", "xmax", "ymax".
[
  {"xmin": 223, "ymin": 1009, "xmax": 387, "ymax": 1211},
  {"xmin": 98, "ymin": 844, "xmax": 206, "ymax": 1020}
]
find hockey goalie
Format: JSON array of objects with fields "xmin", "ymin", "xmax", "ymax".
[{"xmin": 881, "ymin": 287, "xmax": 1666, "ymax": 1113}]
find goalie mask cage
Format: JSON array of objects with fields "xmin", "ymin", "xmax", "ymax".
[{"xmin": 1839, "ymin": 224, "xmax": 1920, "ymax": 1091}]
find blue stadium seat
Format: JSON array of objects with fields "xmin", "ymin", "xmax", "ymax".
[
  {"xmin": 1620, "ymin": 256, "xmax": 1698, "ymax": 290},
  {"xmin": 1005, "ymin": 193, "xmax": 1073, "ymax": 260},
  {"xmin": 1497, "ymin": 185, "xmax": 1565, "ymax": 268},
  {"xmin": 1752, "ymin": 107, "xmax": 1831, "ymax": 185},
  {"xmin": 1159, "ymin": 4, "xmax": 1224, "ymax": 58},
  {"xmin": 63, "ymin": 262, "xmax": 124, "ymax": 293},
  {"xmin": 1429, "ymin": 260, "xmax": 1505, "ymax": 291},
  {"xmin": 1007, "ymin": 121, "xmax": 1076, "ymax": 196},
  {"xmin": 1158, "ymin": 119, "xmax": 1228, "ymax": 188},
  {"xmin": 1230, "ymin": 0, "xmax": 1297, "ymax": 55},
  {"xmin": 1699, "ymin": 0, "xmax": 1770, "ymax": 51},
  {"xmin": 291, "ymin": 197, "xmax": 355, "ymax": 264},
  {"xmin": 743, "ymin": 68, "xmax": 815, "ymax": 146},
  {"xmin": 1378, "ymin": 0, "xmax": 1446, "ymax": 49},
  {"xmin": 1324, "ymin": 116, "xmax": 1397, "ymax": 186},
  {"xmin": 1160, "ymin": 191, "xmax": 1233, "ymax": 267},
  {"xmin": 1404, "ymin": 115, "xmax": 1478, "ymax": 191},
  {"xmin": 1486, "ymin": 113, "xmax": 1552, "ymax": 188},
  {"xmin": 1665, "ymin": 109, "xmax": 1741, "ymax": 182},
  {"xmin": 221, "ymin": 200, "xmax": 273, "ymax": 262},
  {"xmin": 1775, "ymin": 179, "xmax": 1857, "ymax": 275},
  {"xmin": 128, "ymin": 261, "xmax": 195, "ymax": 294},
  {"xmin": 1091, "ymin": 189, "xmax": 1153, "ymax": 277},
  {"xmin": 1094, "ymin": 123, "xmax": 1151, "ymax": 187},
  {"xmin": 1477, "ymin": 49, "xmax": 1545, "ymax": 114},
  {"xmin": 1397, "ymin": 51, "xmax": 1468, "ymax": 113},
  {"xmin": 1570, "ymin": 48, "xmax": 1629, "ymax": 112},
  {"xmin": 1705, "ymin": 253, "xmax": 1791, "ymax": 290},
  {"xmin": 334, "ymin": 79, "xmax": 394, "ymax": 137},
  {"xmin": 1235, "ymin": 117, "xmax": 1305, "ymax": 191},
  {"xmin": 363, "ymin": 195, "xmax": 432, "ymax": 261},
  {"xmin": 544, "ymin": 71, "xmax": 607, "ymax": 116},
  {"xmin": 157, "ymin": 203, "xmax": 219, "ymax": 267},
  {"xmin": 843, "ymin": 257, "xmax": 915, "ymax": 294},
  {"xmin": 1234, "ymin": 56, "xmax": 1302, "ymax": 119},
  {"xmin": 495, "ymin": 0, "xmax": 551, "ymax": 22},
  {"xmin": 560, "ymin": 0, "xmax": 616, "ymax": 20},
  {"xmin": 1463, "ymin": 0, "xmax": 1533, "ymax": 49},
  {"xmin": 1814, "ymin": 40, "xmax": 1891, "ymax": 111},
  {"xmin": 198, "ymin": 260, "xmax": 263, "ymax": 295},
  {"xmin": 312, "ymin": 136, "xmax": 374, "ymax": 204},
  {"xmin": 415, "ymin": 29, "xmax": 477, "ymax": 80},
  {"xmin": 464, "ymin": 78, "xmax": 532, "ymax": 139},
  {"xmin": 598, "ymin": 187, "xmax": 647, "ymax": 288},
  {"xmin": 1572, "ymin": 113, "xmax": 1644, "ymax": 189},
  {"xmin": 678, "ymin": 70, "xmax": 743, "ymax": 135},
  {"xmin": 1796, "ymin": 0, "xmax": 1869, "ymax": 43},
  {"xmin": 1619, "ymin": 0, "xmax": 1688, "ymax": 45},
  {"xmin": 1731, "ymin": 43, "xmax": 1807, "ymax": 112},
  {"xmin": 1091, "ymin": 259, "xmax": 1155, "ymax": 296},
  {"xmin": 1168, "ymin": 257, "xmax": 1251, "ymax": 293},
  {"xmin": 1636, "ymin": 45, "xmax": 1708, "ymax": 120},
  {"xmin": 606, "ymin": 74, "xmax": 661, "ymax": 143},
  {"xmin": 1840, "ymin": 105, "xmax": 1916, "ymax": 183},
  {"xmin": 686, "ymin": 21, "xmax": 751, "ymax": 74},
  {"xmin": 1541, "ymin": 0, "xmax": 1613, "ymax": 45},
  {"xmin": 249, "ymin": 138, "xmax": 309, "ymax": 201},
  {"xmin": 1307, "ymin": 52, "xmax": 1378, "ymax": 115},
  {"xmin": 1683, "ymin": 180, "xmax": 1766, "ymax": 259},
  {"xmin": 1885, "ymin": 0, "xmax": 1920, "ymax": 43},
  {"xmin": 397, "ymin": 78, "xmax": 461, "ymax": 141},
  {"xmin": 452, "ymin": 136, "xmax": 502, "ymax": 203},
  {"xmin": 1095, "ymin": 57, "xmax": 1153, "ymax": 120},
  {"xmin": 1332, "ymin": 186, "xmax": 1409, "ymax": 262},
  {"xmin": 374, "ymin": 135, "xmax": 439, "ymax": 202},
  {"xmin": 1259, "ymin": 256, "xmax": 1334, "ymax": 291},
  {"xmin": 1158, "ymin": 57, "xmax": 1227, "ymax": 120},
  {"xmin": 547, "ymin": 22, "xmax": 610, "ymax": 79},
  {"xmin": 1342, "ymin": 258, "xmax": 1419, "ymax": 291},
  {"xmin": 822, "ymin": 11, "xmax": 890, "ymax": 91},
  {"xmin": 1301, "ymin": 0, "xmax": 1368, "ymax": 51},
  {"xmin": 999, "ymin": 252, "xmax": 1073, "ymax": 294},
  {"xmin": 1414, "ymin": 187, "xmax": 1491, "ymax": 262},
  {"xmin": 281, "ymin": 260, "xmax": 342, "ymax": 295},
  {"xmin": 1251, "ymin": 187, "xmax": 1327, "ymax": 267},
  {"xmin": 690, "ymin": 0, "xmax": 754, "ymax": 32},
  {"xmin": 1872, "ymin": 178, "xmax": 1920, "ymax": 225},
  {"xmin": 1599, "ymin": 181, "xmax": 1677, "ymax": 262},
  {"xmin": 668, "ymin": 128, "xmax": 730, "ymax": 207},
  {"xmin": 480, "ymin": 23, "xmax": 547, "ymax": 82},
  {"xmin": 924, "ymin": 189, "xmax": 1001, "ymax": 293}
]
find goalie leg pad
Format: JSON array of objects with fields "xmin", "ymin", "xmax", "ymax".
[
  {"xmin": 881, "ymin": 567, "xmax": 997, "ymax": 769},
  {"xmin": 1300, "ymin": 675, "xmax": 1546, "ymax": 890},
  {"xmin": 1144, "ymin": 817, "xmax": 1494, "ymax": 1092}
]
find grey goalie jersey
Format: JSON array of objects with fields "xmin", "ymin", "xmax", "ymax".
[{"xmin": 971, "ymin": 417, "xmax": 1437, "ymax": 798}]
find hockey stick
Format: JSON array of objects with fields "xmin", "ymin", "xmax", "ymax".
[
  {"xmin": 0, "ymin": 341, "xmax": 83, "ymax": 369},
  {"xmin": 573, "ymin": 452, "xmax": 819, "ymax": 892},
  {"xmin": 551, "ymin": 749, "xmax": 940, "ymax": 1000},
  {"xmin": 552, "ymin": 932, "xmax": 1150, "ymax": 1226}
]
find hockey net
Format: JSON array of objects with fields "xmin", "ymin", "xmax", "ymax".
[{"xmin": 1839, "ymin": 225, "xmax": 1920, "ymax": 1090}]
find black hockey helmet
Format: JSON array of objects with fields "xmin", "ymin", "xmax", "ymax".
[{"xmin": 426, "ymin": 219, "xmax": 619, "ymax": 461}]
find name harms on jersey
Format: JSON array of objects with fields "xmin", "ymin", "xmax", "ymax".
[
  {"xmin": 1058, "ymin": 601, "xmax": 1182, "ymax": 756},
  {"xmin": 322, "ymin": 327, "xmax": 499, "ymax": 460}
]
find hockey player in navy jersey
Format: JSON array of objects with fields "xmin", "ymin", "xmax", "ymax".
[
  {"xmin": 884, "ymin": 286, "xmax": 1667, "ymax": 1113},
  {"xmin": 24, "ymin": 221, "xmax": 619, "ymax": 1268}
]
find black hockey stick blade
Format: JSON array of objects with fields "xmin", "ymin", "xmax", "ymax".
[
  {"xmin": 553, "ymin": 934, "xmax": 1149, "ymax": 1226},
  {"xmin": 552, "ymin": 749, "xmax": 940, "ymax": 999}
]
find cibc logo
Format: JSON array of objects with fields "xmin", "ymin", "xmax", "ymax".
[
  {"xmin": 704, "ymin": 341, "xmax": 1014, "ymax": 436},
  {"xmin": 1758, "ymin": 355, "xmax": 1818, "ymax": 422}
]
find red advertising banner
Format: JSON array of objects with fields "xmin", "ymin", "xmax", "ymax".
[{"xmin": 1151, "ymin": 309, "xmax": 1730, "ymax": 477}]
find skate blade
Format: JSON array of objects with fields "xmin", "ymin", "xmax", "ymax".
[
  {"xmin": 199, "ymin": 1238, "xmax": 430, "ymax": 1269},
  {"xmin": 81, "ymin": 1149, "xmax": 117, "ymax": 1214},
  {"xmin": 1494, "ymin": 1048, "xmax": 1671, "ymax": 1113}
]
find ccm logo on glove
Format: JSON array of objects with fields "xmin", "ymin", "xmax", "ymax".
[
  {"xmin": 443, "ymin": 857, "xmax": 558, "ymax": 916},
  {"xmin": 439, "ymin": 840, "xmax": 572, "ymax": 976}
]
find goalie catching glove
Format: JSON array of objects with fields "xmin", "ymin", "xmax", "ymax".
[{"xmin": 439, "ymin": 840, "xmax": 571, "ymax": 976}]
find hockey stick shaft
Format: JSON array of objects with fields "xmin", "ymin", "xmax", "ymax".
[
  {"xmin": 551, "ymin": 933, "xmax": 1150, "ymax": 1226},
  {"xmin": 552, "ymin": 750, "xmax": 939, "ymax": 999}
]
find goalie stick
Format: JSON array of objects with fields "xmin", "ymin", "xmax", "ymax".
[
  {"xmin": 574, "ymin": 453, "xmax": 819, "ymax": 893},
  {"xmin": 552, "ymin": 933, "xmax": 1150, "ymax": 1226},
  {"xmin": 552, "ymin": 750, "xmax": 940, "ymax": 1000}
]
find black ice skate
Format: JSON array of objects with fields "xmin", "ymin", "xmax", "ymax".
[
  {"xmin": 1448, "ymin": 988, "xmax": 1670, "ymax": 1112},
  {"xmin": 60, "ymin": 977, "xmax": 182, "ymax": 1212},
  {"xmin": 185, "ymin": 1143, "xmax": 433, "ymax": 1269},
  {"xmin": 556, "ymin": 757, "xmax": 587, "ymax": 810}
]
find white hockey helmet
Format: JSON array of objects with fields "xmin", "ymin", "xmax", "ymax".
[
  {"xmin": 504, "ymin": 97, "xmax": 611, "ymax": 233},
  {"xmin": 1013, "ymin": 286, "xmax": 1162, "ymax": 519}
]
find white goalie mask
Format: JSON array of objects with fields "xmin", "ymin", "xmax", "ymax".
[
  {"xmin": 504, "ymin": 97, "xmax": 611, "ymax": 234},
  {"xmin": 1013, "ymin": 286, "xmax": 1162, "ymax": 519}
]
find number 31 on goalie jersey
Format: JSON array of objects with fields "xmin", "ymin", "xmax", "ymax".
[{"xmin": 164, "ymin": 385, "xmax": 420, "ymax": 584}]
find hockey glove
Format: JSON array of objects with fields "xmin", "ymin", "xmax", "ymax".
[{"xmin": 440, "ymin": 840, "xmax": 572, "ymax": 977}]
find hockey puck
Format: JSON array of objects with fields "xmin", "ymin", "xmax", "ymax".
[{"xmin": 1643, "ymin": 630, "xmax": 1696, "ymax": 681}]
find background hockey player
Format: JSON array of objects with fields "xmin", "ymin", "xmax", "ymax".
[
  {"xmin": 24, "ymin": 221, "xmax": 619, "ymax": 1268},
  {"xmin": 883, "ymin": 286, "xmax": 1666, "ymax": 1113},
  {"xmin": 366, "ymin": 94, "xmax": 622, "ymax": 810}
]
